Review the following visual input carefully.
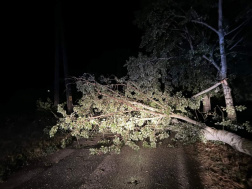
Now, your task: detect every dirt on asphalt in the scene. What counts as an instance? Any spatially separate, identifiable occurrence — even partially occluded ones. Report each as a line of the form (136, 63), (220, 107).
(0, 133), (252, 189)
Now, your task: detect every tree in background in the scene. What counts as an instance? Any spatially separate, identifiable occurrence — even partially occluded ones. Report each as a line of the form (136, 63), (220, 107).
(132, 0), (252, 120)
(54, 0), (73, 114)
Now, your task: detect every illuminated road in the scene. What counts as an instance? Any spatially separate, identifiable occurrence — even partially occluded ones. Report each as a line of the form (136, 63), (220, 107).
(1, 136), (203, 189)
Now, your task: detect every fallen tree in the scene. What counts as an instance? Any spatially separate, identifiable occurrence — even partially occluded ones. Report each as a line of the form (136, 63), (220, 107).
(170, 114), (252, 156)
(49, 74), (252, 156)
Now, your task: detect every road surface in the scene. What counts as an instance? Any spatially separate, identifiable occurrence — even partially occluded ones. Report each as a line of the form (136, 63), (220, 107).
(1, 135), (203, 189)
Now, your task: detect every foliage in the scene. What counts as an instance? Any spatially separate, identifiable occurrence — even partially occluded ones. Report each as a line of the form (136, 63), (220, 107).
(173, 122), (202, 145)
(36, 97), (59, 119)
(36, 98), (54, 112)
(215, 120), (251, 132)
(133, 0), (252, 99)
(125, 53), (218, 97)
(50, 74), (203, 154)
(49, 0), (252, 155)
(212, 105), (252, 132)
(132, 0), (219, 96)
(49, 72), (252, 155)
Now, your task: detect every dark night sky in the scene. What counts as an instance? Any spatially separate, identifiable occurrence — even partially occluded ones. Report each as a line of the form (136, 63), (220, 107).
(3, 1), (142, 88)
(2, 0), (142, 108)
(3, 1), (250, 112)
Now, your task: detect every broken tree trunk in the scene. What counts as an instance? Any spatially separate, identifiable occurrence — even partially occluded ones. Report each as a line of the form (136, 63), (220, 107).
(192, 80), (236, 120)
(222, 82), (237, 121)
(170, 114), (252, 156)
(202, 95), (211, 113)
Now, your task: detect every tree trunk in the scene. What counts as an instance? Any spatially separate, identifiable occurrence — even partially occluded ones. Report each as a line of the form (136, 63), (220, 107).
(222, 82), (237, 120)
(203, 127), (252, 156)
(54, 47), (60, 106)
(202, 95), (211, 113)
(218, 0), (236, 121)
(170, 114), (252, 156)
(54, 6), (60, 107)
(191, 0), (237, 121)
(62, 53), (73, 114)
(55, 0), (73, 114)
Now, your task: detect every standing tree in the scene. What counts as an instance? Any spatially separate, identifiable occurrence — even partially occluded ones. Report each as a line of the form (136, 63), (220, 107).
(133, 0), (252, 121)
(54, 1), (60, 107)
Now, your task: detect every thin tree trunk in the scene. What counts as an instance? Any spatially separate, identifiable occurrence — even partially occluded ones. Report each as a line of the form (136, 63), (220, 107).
(218, 0), (236, 121)
(54, 43), (60, 106)
(56, 0), (73, 114)
(54, 6), (60, 107)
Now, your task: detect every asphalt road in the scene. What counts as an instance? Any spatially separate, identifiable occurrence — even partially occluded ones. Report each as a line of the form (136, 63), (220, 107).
(1, 136), (203, 189)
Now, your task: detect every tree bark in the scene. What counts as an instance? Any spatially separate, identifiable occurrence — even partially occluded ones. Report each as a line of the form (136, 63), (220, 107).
(218, 0), (236, 121)
(192, 0), (237, 121)
(192, 81), (222, 98)
(202, 95), (211, 113)
(55, 0), (73, 114)
(170, 114), (252, 156)
(222, 82), (237, 120)
(203, 127), (252, 156)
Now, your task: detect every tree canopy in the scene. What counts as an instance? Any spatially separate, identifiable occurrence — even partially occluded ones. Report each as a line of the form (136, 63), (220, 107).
(49, 0), (252, 156)
(133, 0), (252, 120)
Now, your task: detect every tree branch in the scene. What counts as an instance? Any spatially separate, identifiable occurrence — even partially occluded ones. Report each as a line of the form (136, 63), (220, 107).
(129, 101), (160, 112)
(230, 28), (243, 41)
(191, 20), (219, 34)
(202, 55), (221, 71)
(88, 111), (132, 120)
(170, 113), (207, 128)
(229, 37), (244, 50)
(128, 81), (166, 109)
(191, 80), (227, 99)
(173, 14), (219, 34)
(155, 57), (175, 61)
(225, 17), (251, 36)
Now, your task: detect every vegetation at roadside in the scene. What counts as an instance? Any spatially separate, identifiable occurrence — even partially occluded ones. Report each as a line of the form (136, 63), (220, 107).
(0, 98), (73, 182)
